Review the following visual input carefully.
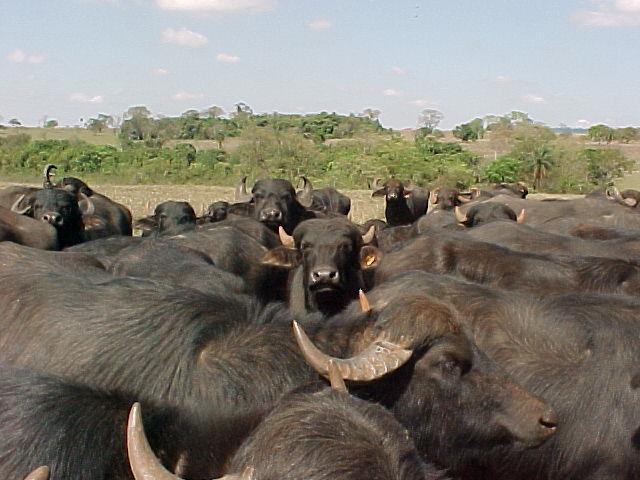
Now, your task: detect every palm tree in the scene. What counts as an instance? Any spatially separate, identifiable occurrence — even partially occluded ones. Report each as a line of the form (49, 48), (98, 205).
(524, 144), (554, 191)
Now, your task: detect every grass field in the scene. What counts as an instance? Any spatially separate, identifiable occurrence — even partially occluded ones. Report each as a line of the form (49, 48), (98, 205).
(0, 127), (120, 146)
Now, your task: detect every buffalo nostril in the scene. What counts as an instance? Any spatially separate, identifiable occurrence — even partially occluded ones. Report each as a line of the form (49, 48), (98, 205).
(539, 409), (558, 432)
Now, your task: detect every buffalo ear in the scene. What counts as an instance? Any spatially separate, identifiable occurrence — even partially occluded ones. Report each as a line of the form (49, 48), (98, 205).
(359, 245), (382, 269)
(371, 188), (386, 198)
(262, 246), (301, 269)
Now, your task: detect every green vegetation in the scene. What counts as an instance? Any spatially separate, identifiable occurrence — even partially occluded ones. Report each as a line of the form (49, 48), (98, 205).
(0, 109), (637, 193)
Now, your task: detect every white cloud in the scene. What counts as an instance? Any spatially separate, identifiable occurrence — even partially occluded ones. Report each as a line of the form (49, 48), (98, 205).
(156, 0), (274, 12)
(408, 99), (432, 107)
(523, 94), (546, 104)
(392, 66), (407, 76)
(153, 68), (169, 76)
(577, 119), (591, 125)
(161, 27), (208, 47)
(216, 52), (240, 63)
(616, 0), (640, 12)
(383, 88), (402, 97)
(572, 0), (640, 26)
(69, 93), (104, 104)
(308, 19), (332, 30)
(7, 49), (44, 64)
(173, 91), (204, 100)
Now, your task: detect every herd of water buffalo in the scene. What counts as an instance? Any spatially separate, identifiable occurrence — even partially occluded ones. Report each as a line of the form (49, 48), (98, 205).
(2, 164), (640, 479)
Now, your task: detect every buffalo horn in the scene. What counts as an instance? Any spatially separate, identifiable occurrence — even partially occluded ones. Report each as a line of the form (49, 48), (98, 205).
(127, 403), (253, 480)
(372, 177), (383, 189)
(361, 225), (375, 244)
(278, 226), (295, 247)
(297, 176), (314, 208)
(606, 186), (634, 207)
(328, 360), (348, 392)
(10, 194), (31, 215)
(234, 176), (252, 203)
(457, 194), (472, 204)
(426, 190), (438, 214)
(358, 289), (371, 313)
(79, 193), (95, 216)
(42, 164), (57, 188)
(23, 466), (50, 480)
(454, 206), (467, 223)
(292, 320), (412, 382)
(517, 209), (526, 224)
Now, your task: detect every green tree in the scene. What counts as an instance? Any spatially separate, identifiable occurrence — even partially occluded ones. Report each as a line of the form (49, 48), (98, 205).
(44, 119), (58, 128)
(588, 124), (615, 144)
(483, 156), (522, 183)
(616, 127), (637, 143)
(121, 106), (153, 141)
(206, 106), (225, 119)
(8, 118), (21, 126)
(522, 144), (554, 190)
(418, 109), (443, 133)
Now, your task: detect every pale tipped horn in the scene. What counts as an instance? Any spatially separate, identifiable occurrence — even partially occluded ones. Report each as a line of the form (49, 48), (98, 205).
(361, 225), (375, 244)
(278, 226), (295, 247)
(517, 209), (526, 224)
(79, 193), (95, 216)
(297, 176), (314, 208)
(454, 206), (467, 224)
(42, 164), (57, 188)
(128, 403), (253, 480)
(358, 289), (371, 313)
(426, 190), (437, 214)
(234, 176), (252, 202)
(457, 194), (472, 204)
(292, 321), (412, 382)
(128, 402), (182, 480)
(10, 194), (31, 215)
(24, 466), (50, 480)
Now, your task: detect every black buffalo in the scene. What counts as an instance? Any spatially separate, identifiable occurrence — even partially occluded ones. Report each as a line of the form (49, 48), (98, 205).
(131, 386), (445, 480)
(372, 178), (429, 226)
(10, 187), (90, 249)
(362, 270), (640, 479)
(454, 203), (525, 227)
(0, 267), (554, 477)
(297, 176), (351, 215)
(55, 175), (132, 238)
(262, 218), (380, 315)
(234, 177), (315, 234)
(136, 201), (197, 237)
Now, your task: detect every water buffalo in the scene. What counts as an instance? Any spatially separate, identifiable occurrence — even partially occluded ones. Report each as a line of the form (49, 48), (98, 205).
(360, 270), (640, 479)
(233, 177), (315, 234)
(372, 178), (429, 226)
(136, 201), (197, 237)
(297, 176), (351, 215)
(0, 268), (554, 477)
(129, 387), (445, 480)
(262, 218), (380, 315)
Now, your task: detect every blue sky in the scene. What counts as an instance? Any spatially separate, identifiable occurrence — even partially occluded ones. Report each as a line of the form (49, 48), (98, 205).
(2, 0), (639, 129)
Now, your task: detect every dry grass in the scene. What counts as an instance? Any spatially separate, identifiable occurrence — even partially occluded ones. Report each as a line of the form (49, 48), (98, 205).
(0, 127), (120, 146)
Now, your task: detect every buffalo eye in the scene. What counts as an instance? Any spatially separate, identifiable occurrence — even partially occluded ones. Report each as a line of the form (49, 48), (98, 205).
(280, 192), (292, 201)
(253, 192), (264, 200)
(300, 241), (313, 251)
(438, 356), (471, 377)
